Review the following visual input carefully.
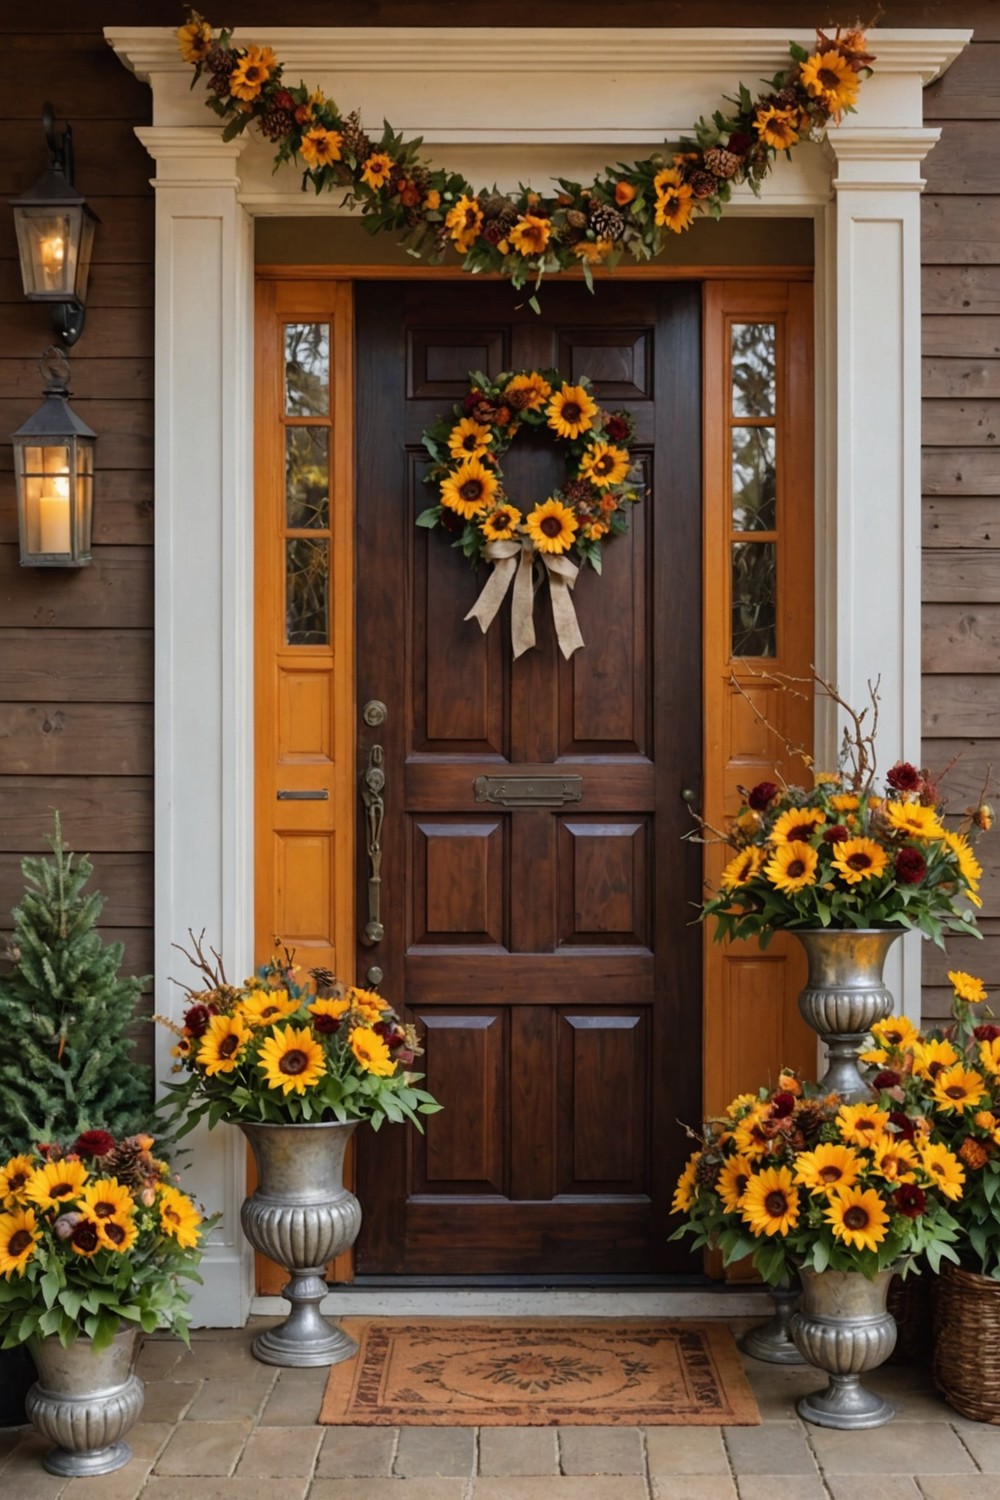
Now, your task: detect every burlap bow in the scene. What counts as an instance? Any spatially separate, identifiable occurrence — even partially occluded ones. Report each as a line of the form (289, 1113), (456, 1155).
(464, 538), (585, 659)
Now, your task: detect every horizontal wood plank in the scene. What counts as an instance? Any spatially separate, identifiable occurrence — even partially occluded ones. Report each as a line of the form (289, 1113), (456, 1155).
(0, 357), (153, 402)
(0, 198), (153, 268)
(923, 603), (1000, 672)
(922, 399), (1000, 447)
(923, 924), (1000, 988)
(0, 778), (152, 852)
(923, 497), (1000, 548)
(0, 471), (154, 547)
(923, 42), (1000, 121)
(923, 318), (1000, 359)
(0, 304), (153, 361)
(922, 359), (1000, 398)
(0, 548), (153, 628)
(923, 267), (1000, 317)
(5, 36), (151, 119)
(0, 850), (152, 927)
(922, 451), (1000, 496)
(923, 123), (1000, 195)
(0, 629), (152, 701)
(923, 549), (1000, 599)
(923, 675), (1000, 737)
(1, 119), (156, 199)
(0, 702), (152, 776)
(923, 198), (1000, 265)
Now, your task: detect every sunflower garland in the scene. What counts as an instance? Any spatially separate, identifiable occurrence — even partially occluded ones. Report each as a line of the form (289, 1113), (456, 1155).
(417, 368), (642, 657)
(156, 945), (441, 1133)
(177, 11), (875, 304)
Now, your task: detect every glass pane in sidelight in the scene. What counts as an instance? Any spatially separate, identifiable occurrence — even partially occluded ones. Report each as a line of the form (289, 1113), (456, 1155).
(286, 537), (329, 645)
(284, 323), (330, 416)
(731, 322), (776, 417)
(731, 540), (776, 658)
(285, 427), (329, 529)
(731, 425), (776, 532)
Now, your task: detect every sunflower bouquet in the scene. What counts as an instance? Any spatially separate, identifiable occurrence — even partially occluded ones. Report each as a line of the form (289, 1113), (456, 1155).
(416, 368), (642, 573)
(859, 971), (1000, 1279)
(699, 674), (991, 949)
(670, 1071), (963, 1284)
(156, 941), (441, 1136)
(0, 1132), (207, 1352)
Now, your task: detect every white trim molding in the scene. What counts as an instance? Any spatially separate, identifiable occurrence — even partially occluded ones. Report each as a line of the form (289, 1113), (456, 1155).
(106, 25), (969, 1324)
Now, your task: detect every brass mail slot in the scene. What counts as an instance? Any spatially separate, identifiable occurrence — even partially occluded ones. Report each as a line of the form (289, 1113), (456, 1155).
(473, 774), (583, 808)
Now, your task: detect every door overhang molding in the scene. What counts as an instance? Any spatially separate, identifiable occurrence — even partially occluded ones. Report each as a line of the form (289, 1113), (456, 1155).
(104, 24), (969, 1325)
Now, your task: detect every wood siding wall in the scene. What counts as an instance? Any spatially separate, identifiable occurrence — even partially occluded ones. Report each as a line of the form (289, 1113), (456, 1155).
(0, 4), (996, 1065)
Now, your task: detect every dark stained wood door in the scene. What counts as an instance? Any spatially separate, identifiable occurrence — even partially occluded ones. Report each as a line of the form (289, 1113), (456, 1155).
(354, 280), (702, 1276)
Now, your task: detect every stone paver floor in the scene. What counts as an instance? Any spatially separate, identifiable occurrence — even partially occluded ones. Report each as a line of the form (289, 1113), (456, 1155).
(0, 1316), (995, 1499)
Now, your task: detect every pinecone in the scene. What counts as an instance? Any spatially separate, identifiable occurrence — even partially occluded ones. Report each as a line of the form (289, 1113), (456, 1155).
(588, 203), (626, 242)
(309, 966), (337, 995)
(104, 1137), (148, 1190)
(480, 192), (513, 220)
(565, 208), (588, 231)
(773, 87), (800, 108)
(703, 146), (742, 180)
(260, 104), (296, 143)
(206, 46), (235, 96)
(695, 1154), (721, 1189)
(563, 478), (600, 507)
(340, 108), (372, 165)
(688, 170), (717, 199)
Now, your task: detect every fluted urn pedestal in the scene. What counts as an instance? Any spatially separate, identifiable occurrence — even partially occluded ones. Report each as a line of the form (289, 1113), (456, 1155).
(26, 1326), (144, 1476)
(794, 929), (902, 1104)
(239, 1119), (361, 1368)
(791, 1264), (899, 1429)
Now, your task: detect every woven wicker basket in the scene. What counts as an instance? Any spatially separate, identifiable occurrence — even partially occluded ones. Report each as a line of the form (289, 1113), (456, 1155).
(888, 1269), (934, 1364)
(933, 1262), (1000, 1423)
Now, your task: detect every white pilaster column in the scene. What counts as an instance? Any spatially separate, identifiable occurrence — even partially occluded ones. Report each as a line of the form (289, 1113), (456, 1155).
(817, 127), (942, 1023)
(135, 126), (255, 1325)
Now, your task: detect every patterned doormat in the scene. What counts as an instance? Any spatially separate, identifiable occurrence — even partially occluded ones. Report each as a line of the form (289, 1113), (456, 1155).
(319, 1318), (760, 1426)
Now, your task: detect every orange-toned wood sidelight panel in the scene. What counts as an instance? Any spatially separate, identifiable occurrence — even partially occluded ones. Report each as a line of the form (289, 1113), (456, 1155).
(253, 279), (356, 1291)
(702, 281), (817, 1157)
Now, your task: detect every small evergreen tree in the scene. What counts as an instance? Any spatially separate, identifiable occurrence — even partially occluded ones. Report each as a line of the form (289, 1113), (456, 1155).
(0, 814), (152, 1157)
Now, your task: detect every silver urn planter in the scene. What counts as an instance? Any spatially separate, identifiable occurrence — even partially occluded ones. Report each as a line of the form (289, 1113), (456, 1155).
(26, 1325), (144, 1476)
(741, 1276), (806, 1365)
(239, 1118), (362, 1368)
(794, 928), (902, 1103)
(790, 1263), (899, 1428)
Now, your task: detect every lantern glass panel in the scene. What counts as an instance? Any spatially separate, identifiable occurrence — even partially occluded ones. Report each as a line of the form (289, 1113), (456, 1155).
(13, 204), (91, 303)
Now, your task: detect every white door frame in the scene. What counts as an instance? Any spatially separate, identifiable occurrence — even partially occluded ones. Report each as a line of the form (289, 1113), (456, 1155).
(106, 24), (968, 1325)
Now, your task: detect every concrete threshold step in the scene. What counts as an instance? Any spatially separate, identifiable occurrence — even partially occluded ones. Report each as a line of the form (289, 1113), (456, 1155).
(251, 1285), (772, 1318)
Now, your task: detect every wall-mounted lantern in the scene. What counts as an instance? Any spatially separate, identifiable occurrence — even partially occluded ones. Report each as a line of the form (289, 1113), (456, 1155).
(11, 104), (99, 348)
(12, 349), (95, 568)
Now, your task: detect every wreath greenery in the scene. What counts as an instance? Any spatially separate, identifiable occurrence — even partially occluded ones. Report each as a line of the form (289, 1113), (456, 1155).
(416, 369), (642, 574)
(177, 12), (875, 304)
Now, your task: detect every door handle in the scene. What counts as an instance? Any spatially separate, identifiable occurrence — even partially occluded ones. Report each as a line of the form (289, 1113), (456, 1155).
(361, 744), (385, 946)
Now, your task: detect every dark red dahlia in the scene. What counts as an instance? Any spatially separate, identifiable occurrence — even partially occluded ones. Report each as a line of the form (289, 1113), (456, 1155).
(727, 131), (752, 157)
(274, 90), (295, 110)
(770, 1091), (796, 1118)
(183, 1003), (213, 1038)
(887, 761), (922, 793)
(439, 508), (465, 536)
(748, 781), (779, 811)
(824, 825), (850, 845)
(71, 1130), (115, 1159)
(374, 1021), (406, 1050)
(893, 1182), (927, 1219)
(888, 1111), (916, 1141)
(873, 1070), (901, 1091)
(463, 390), (484, 414)
(605, 414), (630, 444)
(974, 1024), (1000, 1043)
(311, 1013), (341, 1035)
(895, 847), (927, 885)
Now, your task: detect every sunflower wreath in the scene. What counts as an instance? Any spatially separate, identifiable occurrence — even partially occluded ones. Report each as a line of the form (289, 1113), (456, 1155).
(178, 11), (875, 305)
(416, 370), (642, 660)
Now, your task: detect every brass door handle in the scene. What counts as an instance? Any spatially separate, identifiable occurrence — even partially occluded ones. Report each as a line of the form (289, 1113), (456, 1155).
(361, 744), (385, 946)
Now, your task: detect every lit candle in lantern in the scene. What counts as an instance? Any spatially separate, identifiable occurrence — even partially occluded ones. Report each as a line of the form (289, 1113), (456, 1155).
(38, 472), (71, 554)
(40, 233), (66, 282)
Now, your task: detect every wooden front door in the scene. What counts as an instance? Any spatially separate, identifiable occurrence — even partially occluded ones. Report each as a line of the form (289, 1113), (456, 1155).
(353, 281), (703, 1276)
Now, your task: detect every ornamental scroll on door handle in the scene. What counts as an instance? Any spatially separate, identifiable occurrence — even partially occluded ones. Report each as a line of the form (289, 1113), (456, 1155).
(361, 744), (385, 946)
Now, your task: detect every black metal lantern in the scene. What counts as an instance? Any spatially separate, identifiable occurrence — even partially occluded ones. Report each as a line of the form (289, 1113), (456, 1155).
(10, 105), (99, 348)
(12, 349), (95, 567)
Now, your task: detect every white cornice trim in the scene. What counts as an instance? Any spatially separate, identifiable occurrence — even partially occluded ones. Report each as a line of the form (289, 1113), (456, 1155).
(105, 27), (971, 86)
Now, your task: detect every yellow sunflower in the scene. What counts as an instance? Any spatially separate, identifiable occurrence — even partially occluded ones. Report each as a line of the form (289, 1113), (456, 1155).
(754, 105), (801, 150)
(741, 1165), (800, 1237)
(884, 801), (946, 841)
(348, 986), (391, 1021)
(547, 384), (598, 440)
(919, 1141), (965, 1200)
(573, 238), (614, 265)
(932, 1063), (987, 1114)
(67, 1216), (103, 1258)
(869, 1134), (919, 1183)
(725, 1092), (760, 1119)
(360, 152), (394, 190)
(720, 847), (766, 891)
(197, 1013), (252, 1076)
(762, 840), (818, 895)
(800, 50), (860, 113)
(447, 418), (492, 462)
(77, 1179), (134, 1224)
(158, 1186), (203, 1250)
(0, 1206), (41, 1278)
(24, 1158), (88, 1211)
(829, 793), (860, 813)
(0, 1155), (35, 1206)
(911, 1037), (960, 1081)
(307, 997), (351, 1034)
(870, 1015), (920, 1051)
(525, 499), (579, 556)
(98, 1214), (139, 1255)
(831, 837), (889, 885)
(732, 1114), (770, 1160)
(979, 1038), (1000, 1077)
(942, 832), (984, 905)
(228, 45), (278, 102)
(836, 1102), (890, 1147)
(176, 17), (213, 64)
(949, 969), (987, 1004)
(652, 168), (696, 234)
(579, 442), (631, 489)
(440, 458), (498, 521)
(824, 1185), (889, 1252)
(482, 505), (522, 543)
(671, 1153), (699, 1214)
(794, 1143), (862, 1194)
(258, 1024), (327, 1095)
(509, 214), (552, 257)
(445, 194), (483, 253)
(505, 372), (552, 412)
(350, 1025), (395, 1077)
(237, 990), (301, 1028)
(299, 127), (343, 170)
(716, 1156), (754, 1212)
(771, 807), (826, 845)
